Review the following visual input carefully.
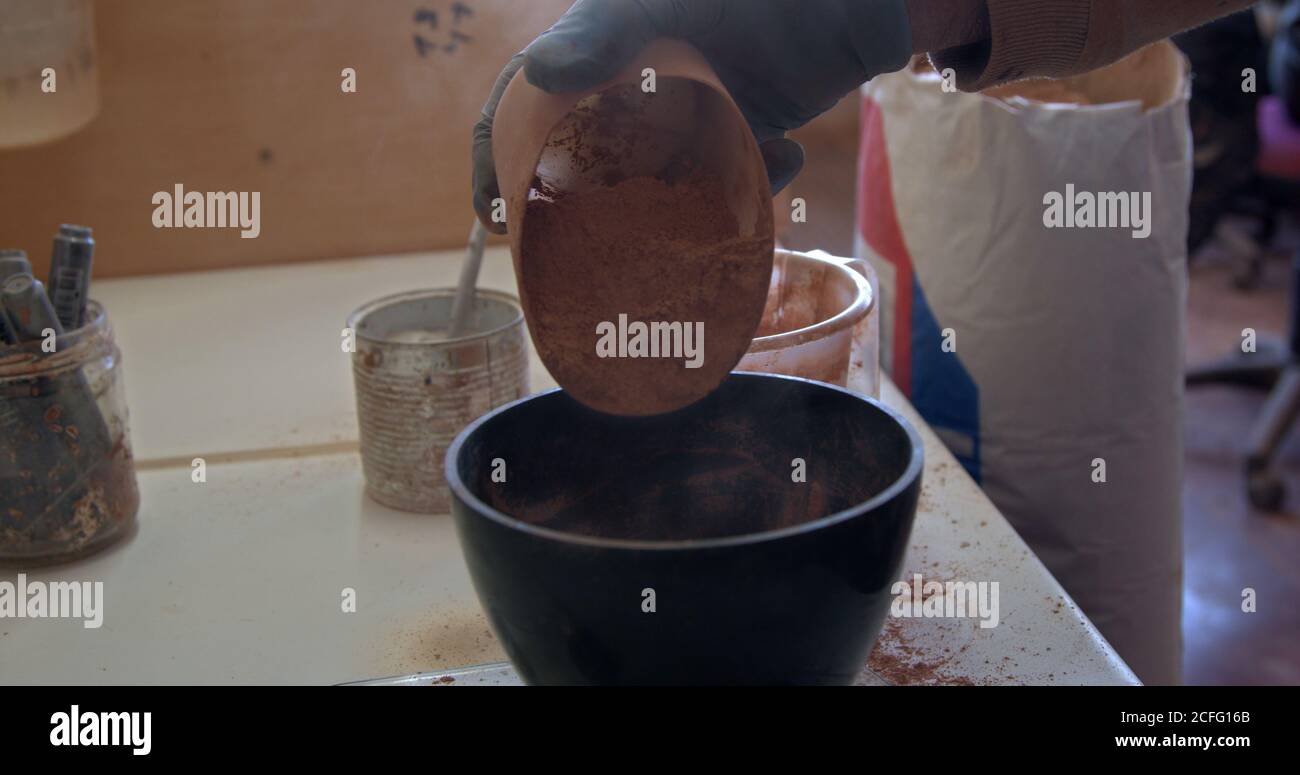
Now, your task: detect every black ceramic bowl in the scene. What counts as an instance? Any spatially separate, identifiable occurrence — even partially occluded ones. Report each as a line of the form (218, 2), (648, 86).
(446, 372), (923, 685)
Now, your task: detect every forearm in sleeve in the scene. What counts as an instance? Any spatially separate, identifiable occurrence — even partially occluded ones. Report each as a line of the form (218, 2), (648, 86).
(914, 0), (1259, 90)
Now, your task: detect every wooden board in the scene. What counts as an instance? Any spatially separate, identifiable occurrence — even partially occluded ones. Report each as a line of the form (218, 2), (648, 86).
(0, 0), (569, 278)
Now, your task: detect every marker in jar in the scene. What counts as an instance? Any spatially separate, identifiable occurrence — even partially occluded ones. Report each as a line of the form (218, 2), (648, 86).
(47, 224), (95, 330)
(1, 272), (65, 343)
(0, 249), (29, 276)
(0, 250), (32, 345)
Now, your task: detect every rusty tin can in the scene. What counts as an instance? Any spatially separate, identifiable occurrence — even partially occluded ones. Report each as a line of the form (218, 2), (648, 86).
(348, 289), (529, 514)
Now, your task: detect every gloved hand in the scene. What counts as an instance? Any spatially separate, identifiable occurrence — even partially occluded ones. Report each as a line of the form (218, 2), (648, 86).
(472, 0), (914, 232)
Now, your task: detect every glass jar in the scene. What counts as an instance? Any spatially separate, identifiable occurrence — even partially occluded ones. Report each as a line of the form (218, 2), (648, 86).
(0, 301), (139, 564)
(0, 0), (101, 148)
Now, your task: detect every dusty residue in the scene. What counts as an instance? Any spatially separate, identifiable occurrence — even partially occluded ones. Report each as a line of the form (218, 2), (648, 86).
(376, 607), (504, 677)
(866, 616), (978, 686)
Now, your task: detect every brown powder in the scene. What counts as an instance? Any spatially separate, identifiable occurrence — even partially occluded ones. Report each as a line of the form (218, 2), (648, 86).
(519, 163), (773, 416)
(503, 444), (835, 541)
(867, 617), (978, 686)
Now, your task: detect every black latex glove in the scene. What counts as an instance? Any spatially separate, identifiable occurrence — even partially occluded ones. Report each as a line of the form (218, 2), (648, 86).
(472, 0), (913, 232)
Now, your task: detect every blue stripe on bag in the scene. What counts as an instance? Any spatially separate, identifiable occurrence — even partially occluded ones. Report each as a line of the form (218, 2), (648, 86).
(910, 282), (981, 482)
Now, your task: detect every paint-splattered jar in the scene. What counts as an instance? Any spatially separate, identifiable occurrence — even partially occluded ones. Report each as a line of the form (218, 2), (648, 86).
(0, 302), (140, 565)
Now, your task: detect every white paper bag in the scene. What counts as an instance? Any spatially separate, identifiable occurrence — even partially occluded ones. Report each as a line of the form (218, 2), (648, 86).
(857, 43), (1191, 685)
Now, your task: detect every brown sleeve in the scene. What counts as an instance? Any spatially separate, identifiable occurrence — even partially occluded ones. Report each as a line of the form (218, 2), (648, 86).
(930, 0), (1259, 91)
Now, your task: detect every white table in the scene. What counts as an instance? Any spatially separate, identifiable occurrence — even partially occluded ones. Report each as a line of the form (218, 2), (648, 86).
(0, 248), (1138, 685)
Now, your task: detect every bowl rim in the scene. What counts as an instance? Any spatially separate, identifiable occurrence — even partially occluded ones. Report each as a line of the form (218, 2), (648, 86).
(444, 372), (925, 551)
(747, 249), (874, 354)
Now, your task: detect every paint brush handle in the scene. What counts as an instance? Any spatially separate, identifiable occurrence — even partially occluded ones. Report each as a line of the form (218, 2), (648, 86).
(448, 220), (489, 339)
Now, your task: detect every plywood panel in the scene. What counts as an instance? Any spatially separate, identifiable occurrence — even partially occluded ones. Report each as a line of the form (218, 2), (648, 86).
(0, 0), (569, 278)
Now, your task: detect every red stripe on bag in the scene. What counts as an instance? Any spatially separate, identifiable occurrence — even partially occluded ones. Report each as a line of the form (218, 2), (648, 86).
(857, 96), (915, 397)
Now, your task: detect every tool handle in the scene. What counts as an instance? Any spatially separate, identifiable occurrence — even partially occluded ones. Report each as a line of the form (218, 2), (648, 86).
(448, 220), (489, 339)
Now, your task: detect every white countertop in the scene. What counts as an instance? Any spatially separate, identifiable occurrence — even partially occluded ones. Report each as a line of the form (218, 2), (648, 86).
(0, 248), (1138, 685)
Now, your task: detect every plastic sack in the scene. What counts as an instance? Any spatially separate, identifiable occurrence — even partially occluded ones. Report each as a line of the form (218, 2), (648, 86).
(857, 43), (1191, 685)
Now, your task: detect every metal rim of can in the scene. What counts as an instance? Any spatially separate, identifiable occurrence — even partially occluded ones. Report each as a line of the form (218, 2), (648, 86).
(346, 288), (524, 348)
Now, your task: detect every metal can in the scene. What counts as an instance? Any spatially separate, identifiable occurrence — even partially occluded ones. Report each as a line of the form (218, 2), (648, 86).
(348, 289), (529, 514)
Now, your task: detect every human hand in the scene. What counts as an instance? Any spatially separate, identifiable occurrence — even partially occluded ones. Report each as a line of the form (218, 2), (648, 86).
(472, 0), (914, 232)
